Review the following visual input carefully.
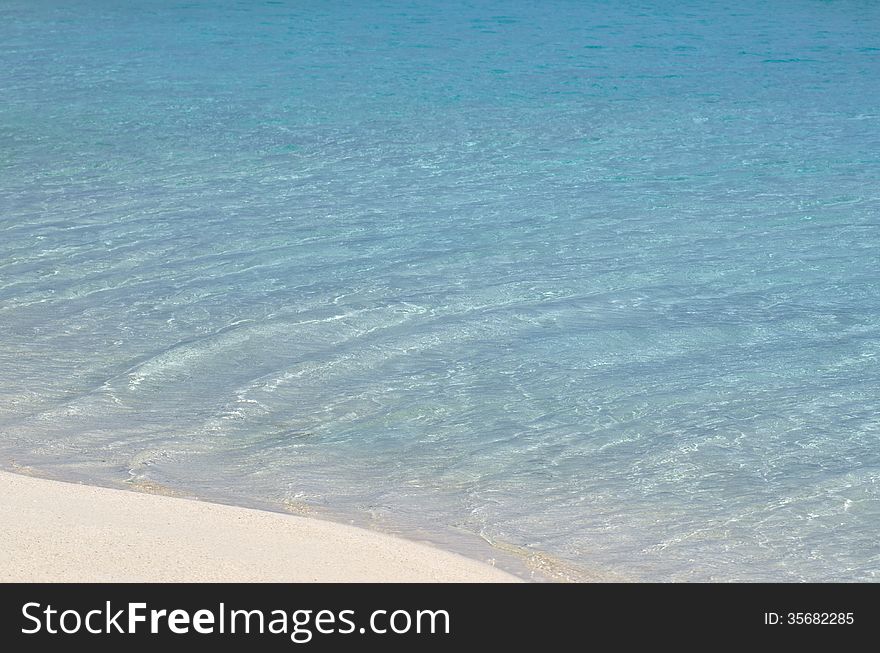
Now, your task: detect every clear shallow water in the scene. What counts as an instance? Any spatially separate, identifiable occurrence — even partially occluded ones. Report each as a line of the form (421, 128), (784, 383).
(2, 0), (880, 581)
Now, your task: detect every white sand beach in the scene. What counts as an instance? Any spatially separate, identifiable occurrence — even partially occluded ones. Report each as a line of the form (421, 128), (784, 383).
(0, 471), (519, 583)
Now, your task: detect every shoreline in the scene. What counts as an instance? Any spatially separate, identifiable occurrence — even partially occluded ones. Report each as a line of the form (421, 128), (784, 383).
(0, 470), (520, 583)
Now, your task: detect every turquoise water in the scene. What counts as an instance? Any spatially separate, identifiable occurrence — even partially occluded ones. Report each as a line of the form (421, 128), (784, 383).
(2, 0), (880, 581)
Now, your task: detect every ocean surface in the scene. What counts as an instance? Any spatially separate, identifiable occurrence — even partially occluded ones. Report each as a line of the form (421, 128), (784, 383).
(2, 0), (879, 581)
